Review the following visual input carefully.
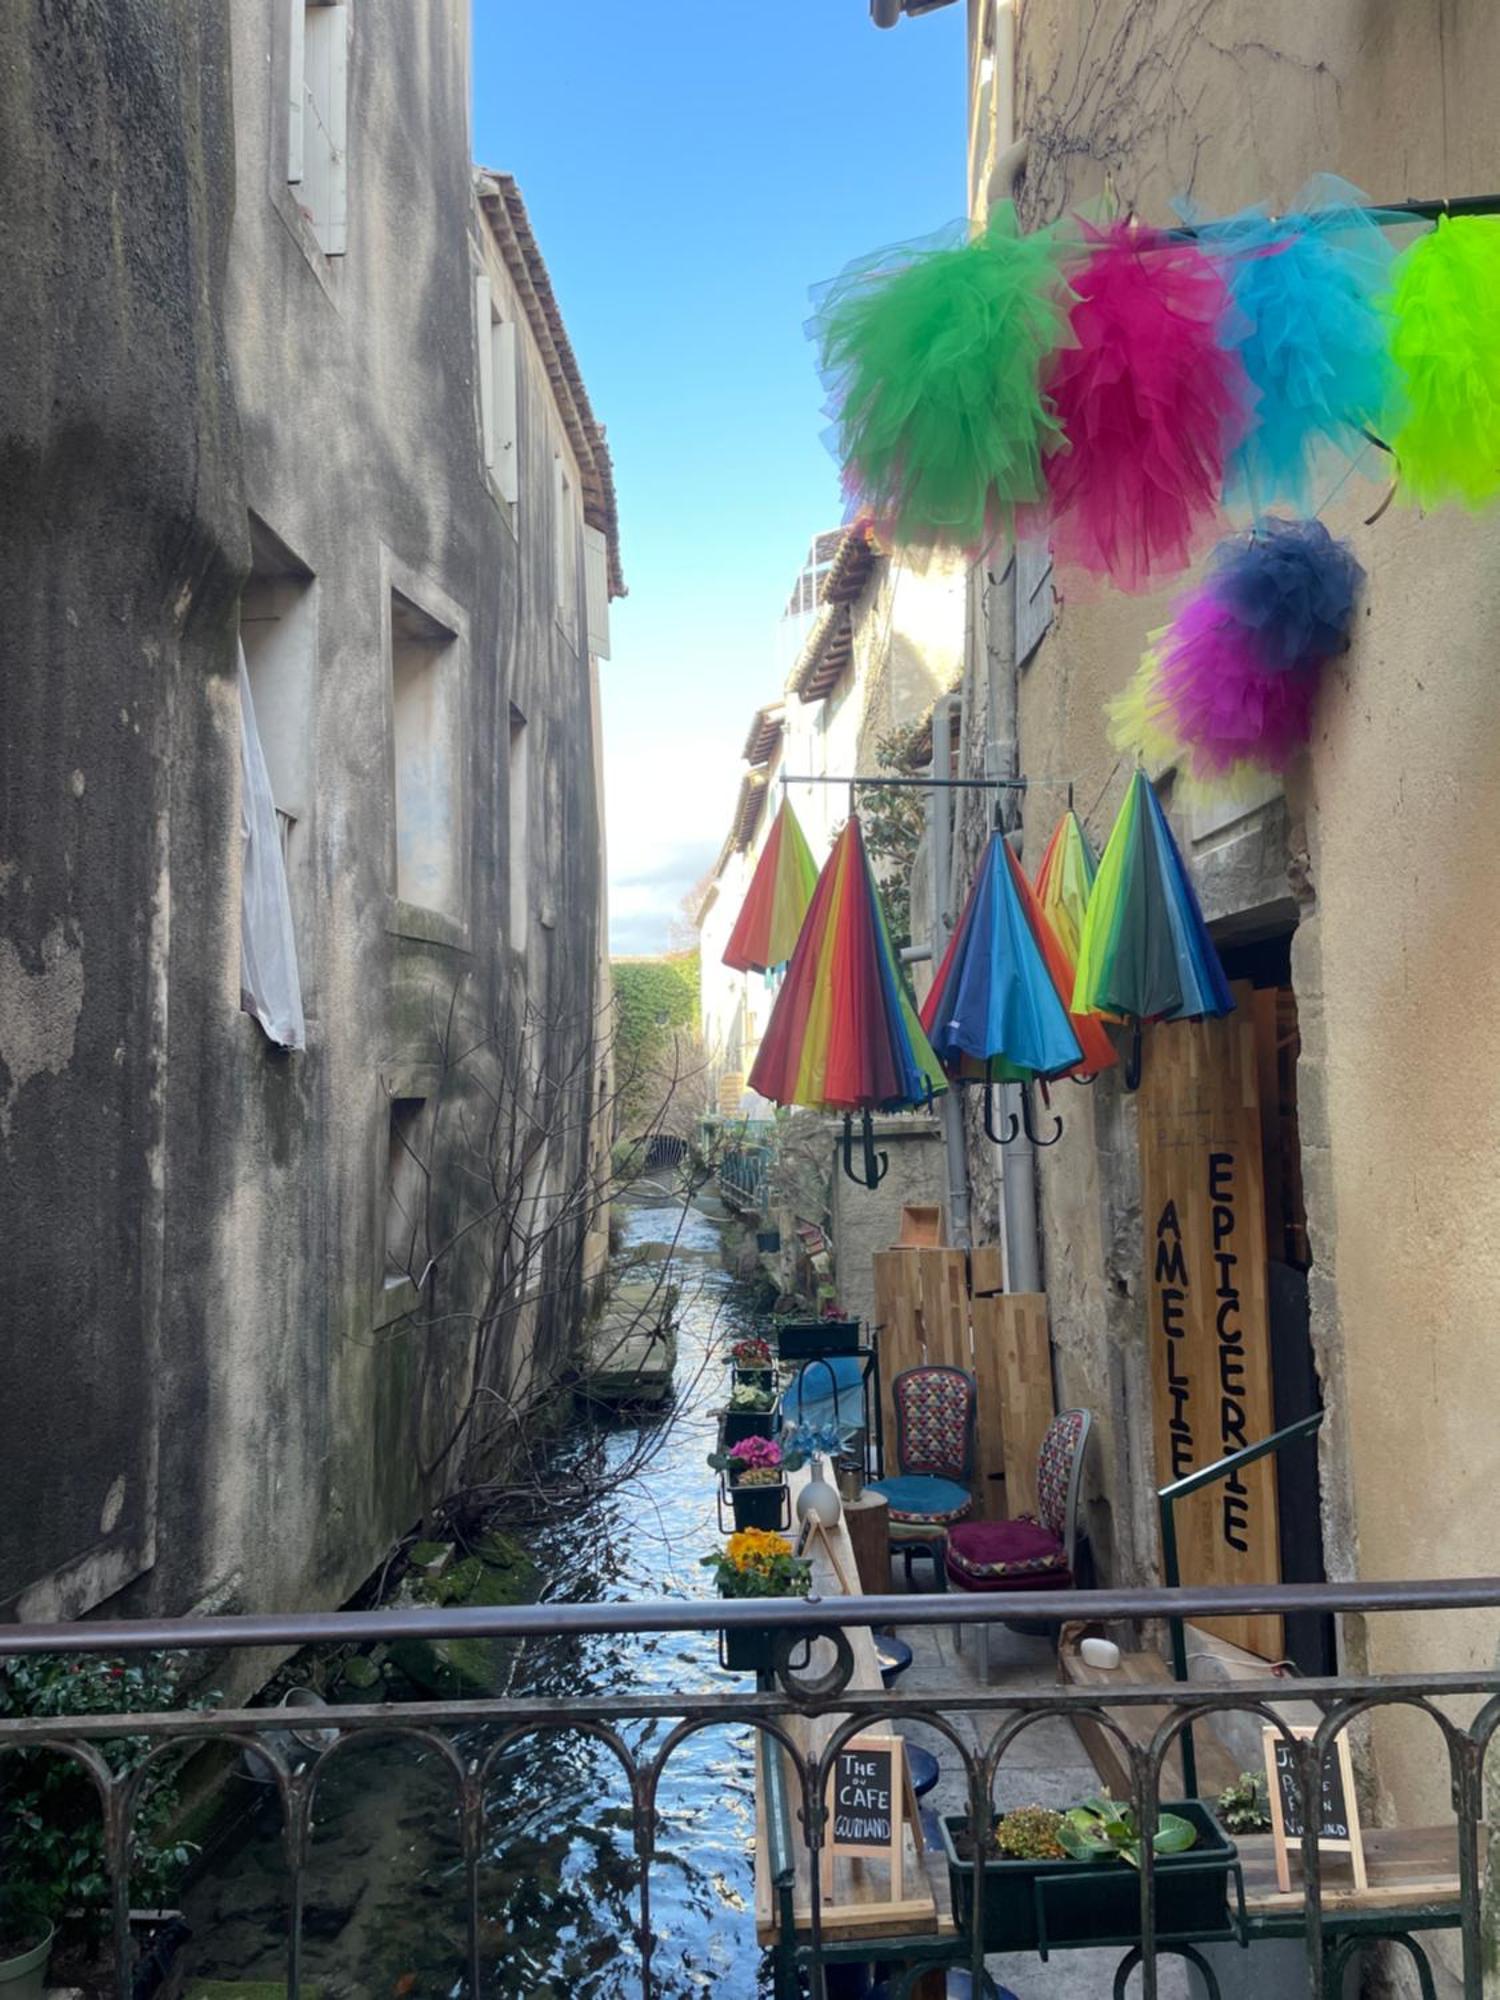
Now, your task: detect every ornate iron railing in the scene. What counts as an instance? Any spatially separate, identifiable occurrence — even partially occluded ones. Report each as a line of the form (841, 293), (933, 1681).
(1, 1579), (1497, 2000)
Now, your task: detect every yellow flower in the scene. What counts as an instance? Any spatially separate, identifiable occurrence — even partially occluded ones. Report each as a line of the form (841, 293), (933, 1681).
(725, 1528), (793, 1575)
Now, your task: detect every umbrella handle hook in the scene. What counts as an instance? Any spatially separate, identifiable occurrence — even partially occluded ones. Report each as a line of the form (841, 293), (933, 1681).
(1021, 1081), (1064, 1148)
(840, 1112), (889, 1190)
(1123, 1021), (1144, 1093)
(983, 1080), (1021, 1147)
(862, 1111), (889, 1189)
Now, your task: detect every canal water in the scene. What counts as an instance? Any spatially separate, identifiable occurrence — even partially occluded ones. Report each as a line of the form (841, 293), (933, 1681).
(181, 1200), (775, 1998)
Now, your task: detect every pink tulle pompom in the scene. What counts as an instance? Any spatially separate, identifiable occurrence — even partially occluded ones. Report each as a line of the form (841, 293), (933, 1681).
(1042, 224), (1251, 592)
(1153, 594), (1319, 776)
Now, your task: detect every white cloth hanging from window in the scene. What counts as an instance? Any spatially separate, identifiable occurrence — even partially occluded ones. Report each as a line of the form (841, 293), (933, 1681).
(238, 641), (306, 1050)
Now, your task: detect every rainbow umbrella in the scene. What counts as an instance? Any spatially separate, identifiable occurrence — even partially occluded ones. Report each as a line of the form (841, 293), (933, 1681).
(1034, 809), (1099, 977)
(723, 799), (819, 975)
(749, 815), (945, 1187)
(921, 831), (1102, 1147)
(1074, 769), (1234, 1087)
(1011, 845), (1118, 1085)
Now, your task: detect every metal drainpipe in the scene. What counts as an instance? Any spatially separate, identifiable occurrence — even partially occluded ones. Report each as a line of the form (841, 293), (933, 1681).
(982, 4), (1043, 1293)
(927, 701), (972, 1248)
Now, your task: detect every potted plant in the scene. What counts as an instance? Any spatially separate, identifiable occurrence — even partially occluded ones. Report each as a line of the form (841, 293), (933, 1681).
(0, 1890), (52, 2000)
(720, 1378), (779, 1444)
(773, 1311), (860, 1359)
(707, 1434), (789, 1530)
(939, 1794), (1238, 1955)
(0, 1651), (213, 1995)
(701, 1529), (812, 1674)
(727, 1335), (775, 1389)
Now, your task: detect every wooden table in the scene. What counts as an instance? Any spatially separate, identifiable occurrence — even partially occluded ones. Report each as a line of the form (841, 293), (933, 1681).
(753, 1463), (953, 1994)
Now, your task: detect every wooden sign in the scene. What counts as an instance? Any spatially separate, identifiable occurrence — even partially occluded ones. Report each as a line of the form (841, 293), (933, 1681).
(1137, 1002), (1282, 1659)
(717, 1072), (746, 1116)
(1263, 1725), (1366, 1894)
(820, 1732), (920, 1903)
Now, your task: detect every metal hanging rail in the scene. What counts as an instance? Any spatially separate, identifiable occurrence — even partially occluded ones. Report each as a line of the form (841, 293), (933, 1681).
(779, 772), (1027, 790)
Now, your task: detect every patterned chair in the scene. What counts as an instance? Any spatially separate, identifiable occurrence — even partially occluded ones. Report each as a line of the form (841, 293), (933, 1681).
(945, 1408), (1093, 1676)
(867, 1365), (977, 1590)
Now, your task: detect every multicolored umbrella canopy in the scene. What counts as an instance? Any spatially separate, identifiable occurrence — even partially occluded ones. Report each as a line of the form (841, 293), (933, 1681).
(920, 830), (1083, 1084)
(1073, 771), (1234, 1076)
(1010, 844), (1118, 1078)
(749, 815), (945, 1114)
(1034, 809), (1099, 977)
(722, 799), (819, 974)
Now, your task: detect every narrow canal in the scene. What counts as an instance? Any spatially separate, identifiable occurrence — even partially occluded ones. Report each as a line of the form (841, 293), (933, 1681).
(182, 1199), (775, 1998)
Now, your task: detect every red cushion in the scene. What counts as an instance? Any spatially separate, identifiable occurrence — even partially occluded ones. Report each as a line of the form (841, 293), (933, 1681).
(945, 1516), (1071, 1591)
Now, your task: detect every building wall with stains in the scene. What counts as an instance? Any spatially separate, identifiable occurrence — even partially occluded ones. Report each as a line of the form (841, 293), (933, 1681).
(958, 0), (1500, 1946)
(0, 0), (612, 1636)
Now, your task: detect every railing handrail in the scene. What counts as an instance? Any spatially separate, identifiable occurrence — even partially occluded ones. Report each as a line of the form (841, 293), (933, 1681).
(3, 1571), (1498, 1655)
(1157, 1409), (1324, 1507)
(1157, 1410), (1327, 1797)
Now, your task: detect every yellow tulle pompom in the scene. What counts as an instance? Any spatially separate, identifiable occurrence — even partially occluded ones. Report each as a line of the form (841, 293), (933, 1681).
(1388, 215), (1500, 509)
(1106, 644), (1275, 809)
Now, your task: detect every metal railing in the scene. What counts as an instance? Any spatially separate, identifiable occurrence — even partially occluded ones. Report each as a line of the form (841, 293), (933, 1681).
(2, 1578), (1497, 2000)
(1158, 1412), (1326, 1797)
(718, 1142), (770, 1212)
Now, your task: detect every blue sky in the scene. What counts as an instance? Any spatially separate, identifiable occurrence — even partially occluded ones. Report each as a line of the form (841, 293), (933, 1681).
(472, 2), (966, 954)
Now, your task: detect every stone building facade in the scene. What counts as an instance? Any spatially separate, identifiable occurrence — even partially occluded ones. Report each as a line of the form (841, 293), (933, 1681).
(0, 0), (619, 1632)
(905, 3), (1500, 1979)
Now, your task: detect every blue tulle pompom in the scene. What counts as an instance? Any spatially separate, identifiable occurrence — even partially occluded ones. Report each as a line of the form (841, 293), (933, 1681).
(1193, 178), (1403, 510)
(1203, 516), (1366, 673)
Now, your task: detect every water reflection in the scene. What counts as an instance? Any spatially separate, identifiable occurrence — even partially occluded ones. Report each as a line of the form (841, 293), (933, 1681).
(183, 1200), (773, 1998)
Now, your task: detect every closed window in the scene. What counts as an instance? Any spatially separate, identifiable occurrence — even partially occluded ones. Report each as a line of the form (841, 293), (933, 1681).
(554, 456), (578, 634)
(475, 272), (519, 505)
(390, 590), (461, 918)
(509, 703), (529, 947)
(288, 0), (348, 256)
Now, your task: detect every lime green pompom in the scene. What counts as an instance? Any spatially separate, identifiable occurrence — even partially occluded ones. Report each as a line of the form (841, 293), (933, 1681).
(1389, 215), (1500, 509)
(812, 203), (1073, 554)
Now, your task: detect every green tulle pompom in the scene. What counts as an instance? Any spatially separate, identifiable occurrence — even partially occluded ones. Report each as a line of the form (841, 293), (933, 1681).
(1388, 215), (1500, 509)
(811, 203), (1073, 555)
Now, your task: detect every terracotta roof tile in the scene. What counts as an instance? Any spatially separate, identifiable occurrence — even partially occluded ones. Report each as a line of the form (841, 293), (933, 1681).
(475, 169), (625, 599)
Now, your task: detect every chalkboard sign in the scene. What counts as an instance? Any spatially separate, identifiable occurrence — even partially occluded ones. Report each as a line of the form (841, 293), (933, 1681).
(820, 1732), (912, 1904)
(831, 1741), (894, 1848)
(1262, 1726), (1366, 1894)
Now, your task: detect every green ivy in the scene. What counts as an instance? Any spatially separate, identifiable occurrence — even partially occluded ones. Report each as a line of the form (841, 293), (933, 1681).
(859, 725), (929, 950)
(611, 952), (700, 1128)
(0, 1652), (216, 1943)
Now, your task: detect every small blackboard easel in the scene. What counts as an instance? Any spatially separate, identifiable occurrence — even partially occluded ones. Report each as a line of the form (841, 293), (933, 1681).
(820, 1731), (922, 1905)
(1262, 1724), (1366, 1894)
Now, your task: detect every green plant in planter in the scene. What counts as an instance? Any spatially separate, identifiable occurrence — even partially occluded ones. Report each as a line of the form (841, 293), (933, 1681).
(727, 1381), (775, 1413)
(1216, 1770), (1273, 1834)
(0, 1652), (216, 1947)
(1056, 1795), (1198, 1868)
(706, 1436), (783, 1483)
(992, 1805), (1066, 1859)
(700, 1530), (812, 1599)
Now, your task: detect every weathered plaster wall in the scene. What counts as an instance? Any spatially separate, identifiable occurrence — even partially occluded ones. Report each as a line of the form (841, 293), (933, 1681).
(999, 0), (1500, 1935)
(0, 0), (246, 1618)
(0, 1), (608, 1634)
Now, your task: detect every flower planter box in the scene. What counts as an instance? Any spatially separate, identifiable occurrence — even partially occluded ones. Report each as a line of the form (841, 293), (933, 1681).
(721, 1402), (780, 1445)
(939, 1802), (1238, 1956)
(726, 1477), (790, 1532)
(718, 1621), (775, 1675)
(730, 1364), (776, 1392)
(775, 1318), (860, 1358)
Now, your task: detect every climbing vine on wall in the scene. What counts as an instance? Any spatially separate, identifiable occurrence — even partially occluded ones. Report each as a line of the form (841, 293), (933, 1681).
(859, 725), (929, 950)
